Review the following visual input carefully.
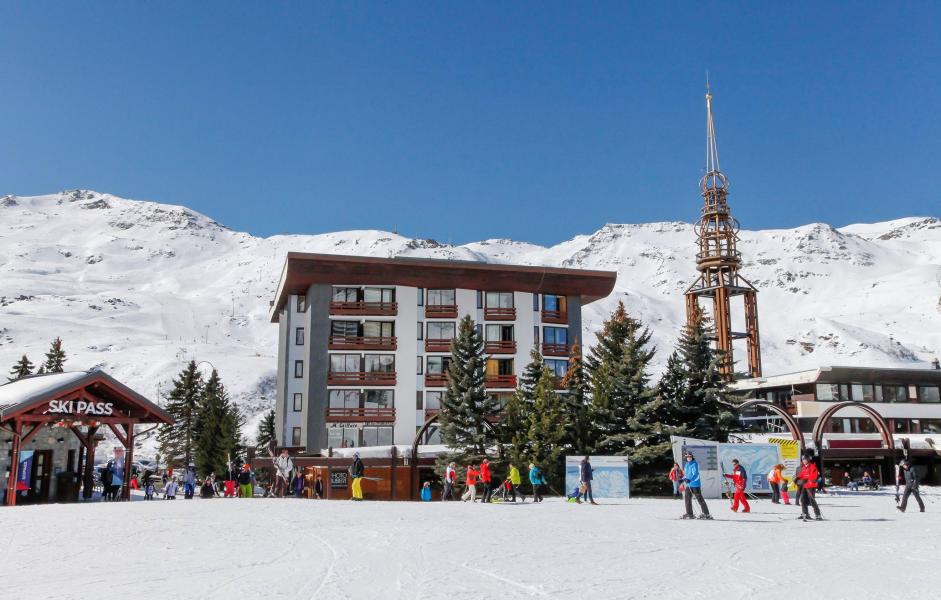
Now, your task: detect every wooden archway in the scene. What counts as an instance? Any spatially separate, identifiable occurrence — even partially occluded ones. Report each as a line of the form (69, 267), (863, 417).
(736, 400), (804, 454)
(811, 401), (894, 453)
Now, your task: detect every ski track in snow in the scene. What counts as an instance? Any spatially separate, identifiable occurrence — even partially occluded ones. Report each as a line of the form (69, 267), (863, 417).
(2, 488), (939, 600)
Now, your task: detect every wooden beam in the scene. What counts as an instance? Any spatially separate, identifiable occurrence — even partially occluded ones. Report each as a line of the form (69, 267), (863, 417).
(20, 423), (45, 446)
(69, 426), (90, 449)
(107, 423), (129, 448)
(5, 421), (23, 507)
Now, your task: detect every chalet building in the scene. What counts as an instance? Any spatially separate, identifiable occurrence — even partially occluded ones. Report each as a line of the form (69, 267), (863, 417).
(731, 364), (941, 483)
(269, 253), (616, 454)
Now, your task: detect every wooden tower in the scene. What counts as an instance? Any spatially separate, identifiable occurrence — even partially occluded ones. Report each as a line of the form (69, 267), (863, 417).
(684, 85), (762, 379)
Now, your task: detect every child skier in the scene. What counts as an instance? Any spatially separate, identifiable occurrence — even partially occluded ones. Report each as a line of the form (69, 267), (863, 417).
(144, 480), (156, 500)
(723, 459), (750, 513)
(164, 479), (178, 500)
(780, 476), (791, 505)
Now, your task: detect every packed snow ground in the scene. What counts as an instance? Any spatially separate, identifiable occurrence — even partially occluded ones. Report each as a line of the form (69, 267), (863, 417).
(3, 488), (939, 599)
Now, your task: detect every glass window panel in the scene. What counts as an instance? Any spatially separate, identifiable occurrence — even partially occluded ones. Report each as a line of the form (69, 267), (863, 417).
(428, 322), (456, 339)
(874, 386), (883, 402)
(362, 427), (379, 447)
(543, 327), (568, 345)
(485, 325), (502, 341)
(293, 393), (303, 412)
(330, 355), (360, 373)
(331, 321), (359, 336)
(377, 427), (393, 446)
(485, 292), (513, 308)
(364, 354), (394, 372)
(428, 289), (455, 305)
(364, 287), (395, 303)
(332, 287), (359, 302)
(329, 390), (360, 408)
(294, 360), (304, 378)
(543, 295), (558, 311)
(291, 428), (302, 446)
(426, 391), (443, 410)
(417, 288), (424, 306)
(921, 419), (941, 433)
(363, 321), (394, 337)
(427, 356), (451, 374)
(364, 390), (393, 408)
(296, 295), (306, 312)
(919, 386), (940, 403)
(546, 359), (568, 378)
(327, 428), (342, 449)
(342, 428), (358, 448)
(815, 384), (838, 401)
(295, 327), (304, 345)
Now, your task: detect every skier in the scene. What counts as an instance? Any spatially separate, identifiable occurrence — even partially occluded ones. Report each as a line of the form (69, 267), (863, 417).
(223, 463), (238, 498)
(580, 456), (597, 504)
(723, 459), (750, 513)
(767, 464), (785, 504)
(349, 452), (365, 501)
(442, 461), (457, 501)
(183, 463), (197, 499)
(273, 449), (294, 498)
(144, 479), (156, 500)
(780, 475), (791, 505)
(507, 462), (524, 502)
(680, 450), (712, 520)
(529, 463), (547, 503)
(164, 478), (178, 500)
(897, 459), (925, 513)
(795, 455), (822, 521)
(200, 475), (215, 498)
(462, 464), (479, 502)
(420, 481), (432, 502)
(479, 459), (493, 503)
(669, 462), (684, 498)
(237, 463), (253, 498)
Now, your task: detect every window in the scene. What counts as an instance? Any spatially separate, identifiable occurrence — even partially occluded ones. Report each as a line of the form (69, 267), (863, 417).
(921, 419), (941, 434)
(543, 294), (567, 312)
(918, 386), (940, 403)
(426, 391), (443, 410)
(327, 427), (359, 449)
(364, 389), (393, 409)
(416, 391), (423, 410)
(486, 358), (514, 376)
(291, 427), (302, 446)
(850, 384), (875, 402)
(417, 359), (423, 375)
(417, 288), (424, 306)
(330, 354), (360, 373)
(850, 418), (877, 434)
(485, 324), (514, 341)
(331, 320), (359, 337)
(293, 393), (303, 412)
(296, 295), (307, 312)
(427, 356), (452, 374)
(364, 354), (394, 373)
(363, 320), (394, 338)
(486, 392), (513, 409)
(329, 390), (360, 408)
(533, 294), (539, 311)
(428, 322), (456, 340)
(427, 289), (455, 306)
(892, 419), (910, 434)
(543, 326), (568, 345)
(546, 359), (568, 379)
(485, 292), (514, 308)
(361, 426), (393, 447)
(534, 326), (539, 345)
(882, 385), (908, 403)
(476, 291), (483, 309)
(294, 360), (304, 378)
(295, 327), (305, 345)
(332, 287), (359, 302)
(815, 384), (841, 401)
(364, 287), (395, 303)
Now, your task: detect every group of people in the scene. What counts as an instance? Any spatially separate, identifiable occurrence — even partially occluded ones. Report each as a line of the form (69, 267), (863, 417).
(672, 450), (926, 521)
(434, 458), (550, 503)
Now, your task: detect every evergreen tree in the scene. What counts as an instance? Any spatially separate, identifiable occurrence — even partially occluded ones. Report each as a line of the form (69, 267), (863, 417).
(525, 366), (567, 486)
(560, 339), (594, 455)
(156, 361), (204, 471)
(8, 355), (34, 380)
(256, 409), (276, 453)
(436, 316), (500, 471)
(497, 349), (543, 469)
(43, 337), (67, 373)
(194, 370), (241, 476)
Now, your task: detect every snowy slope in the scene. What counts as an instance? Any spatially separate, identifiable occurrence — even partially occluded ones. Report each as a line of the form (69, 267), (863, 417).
(1, 190), (939, 443)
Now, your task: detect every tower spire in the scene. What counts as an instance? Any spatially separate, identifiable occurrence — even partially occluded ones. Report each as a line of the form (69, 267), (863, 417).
(705, 79), (720, 175)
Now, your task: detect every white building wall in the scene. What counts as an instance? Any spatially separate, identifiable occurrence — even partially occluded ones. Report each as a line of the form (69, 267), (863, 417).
(282, 294), (306, 446)
(393, 285), (419, 445)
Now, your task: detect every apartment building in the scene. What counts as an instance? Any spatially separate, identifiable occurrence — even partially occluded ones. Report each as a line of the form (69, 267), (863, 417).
(269, 253), (617, 454)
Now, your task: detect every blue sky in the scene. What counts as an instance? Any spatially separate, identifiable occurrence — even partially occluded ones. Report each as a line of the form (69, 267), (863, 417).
(1, 3), (938, 245)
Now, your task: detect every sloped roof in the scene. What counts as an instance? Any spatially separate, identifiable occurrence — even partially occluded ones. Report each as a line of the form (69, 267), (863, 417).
(0, 370), (172, 424)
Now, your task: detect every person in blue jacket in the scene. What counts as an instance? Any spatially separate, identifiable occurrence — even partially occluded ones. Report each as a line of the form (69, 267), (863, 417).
(420, 481), (432, 502)
(681, 450), (712, 520)
(529, 463), (547, 503)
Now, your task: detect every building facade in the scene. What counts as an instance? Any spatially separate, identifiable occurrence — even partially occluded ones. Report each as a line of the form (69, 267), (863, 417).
(270, 253), (616, 454)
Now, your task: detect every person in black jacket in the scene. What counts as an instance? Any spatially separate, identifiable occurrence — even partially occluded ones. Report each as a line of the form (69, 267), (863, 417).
(897, 460), (925, 513)
(350, 453), (365, 500)
(580, 456), (597, 505)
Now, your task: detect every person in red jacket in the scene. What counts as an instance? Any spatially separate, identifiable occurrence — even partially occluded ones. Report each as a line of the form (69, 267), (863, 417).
(480, 459), (493, 503)
(796, 455), (822, 521)
(462, 464), (480, 502)
(669, 462), (684, 498)
(722, 459), (750, 513)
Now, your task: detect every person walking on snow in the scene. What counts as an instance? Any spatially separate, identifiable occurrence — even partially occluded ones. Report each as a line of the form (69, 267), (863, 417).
(795, 455), (822, 521)
(350, 452), (365, 501)
(442, 462), (457, 501)
(580, 456), (597, 504)
(420, 481), (432, 502)
(780, 475), (791, 505)
(223, 463), (238, 498)
(183, 463), (197, 499)
(768, 464), (785, 504)
(897, 459), (925, 513)
(163, 478), (178, 499)
(669, 462), (684, 498)
(462, 464), (480, 502)
(680, 451), (712, 520)
(273, 449), (294, 498)
(724, 459), (750, 513)
(507, 463), (524, 502)
(529, 463), (547, 503)
(237, 463), (253, 498)
(480, 459), (494, 503)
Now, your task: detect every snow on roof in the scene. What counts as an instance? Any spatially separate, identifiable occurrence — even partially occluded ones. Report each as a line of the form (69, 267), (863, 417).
(730, 368), (821, 391)
(326, 444), (448, 459)
(0, 371), (91, 412)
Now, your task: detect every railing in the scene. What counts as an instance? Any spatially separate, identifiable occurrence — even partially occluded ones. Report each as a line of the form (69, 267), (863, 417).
(425, 339), (453, 353)
(328, 335), (397, 351)
(325, 407), (396, 422)
(541, 309), (568, 325)
(484, 340), (517, 354)
(424, 408), (440, 420)
(484, 306), (516, 321)
(326, 371), (396, 386)
(425, 373), (449, 388)
(486, 374), (517, 389)
(329, 301), (398, 316)
(542, 343), (569, 357)
(425, 304), (458, 319)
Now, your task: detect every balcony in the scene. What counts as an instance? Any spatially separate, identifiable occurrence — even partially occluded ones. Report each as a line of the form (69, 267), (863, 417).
(325, 407), (396, 423)
(484, 340), (517, 354)
(552, 377), (566, 390)
(425, 373), (449, 388)
(425, 339), (453, 353)
(486, 374), (517, 389)
(327, 371), (396, 386)
(425, 304), (458, 319)
(328, 335), (397, 351)
(329, 301), (398, 316)
(424, 408), (440, 421)
(542, 343), (569, 357)
(484, 307), (516, 321)
(541, 309), (568, 325)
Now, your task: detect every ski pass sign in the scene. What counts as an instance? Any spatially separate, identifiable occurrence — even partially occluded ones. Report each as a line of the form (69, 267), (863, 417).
(46, 399), (115, 416)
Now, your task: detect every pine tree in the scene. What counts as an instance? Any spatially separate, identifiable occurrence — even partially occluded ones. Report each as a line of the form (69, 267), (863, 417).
(256, 409), (276, 453)
(194, 370), (240, 477)
(43, 337), (67, 373)
(525, 366), (567, 486)
(8, 355), (34, 380)
(497, 349), (543, 469)
(156, 361), (204, 471)
(560, 338), (594, 455)
(436, 315), (500, 471)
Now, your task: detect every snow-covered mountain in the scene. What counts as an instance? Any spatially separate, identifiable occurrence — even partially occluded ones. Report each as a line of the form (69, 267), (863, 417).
(2, 190), (939, 440)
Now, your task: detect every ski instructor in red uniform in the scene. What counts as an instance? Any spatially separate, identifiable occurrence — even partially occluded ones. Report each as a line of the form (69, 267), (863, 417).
(795, 455), (822, 521)
(723, 459), (750, 513)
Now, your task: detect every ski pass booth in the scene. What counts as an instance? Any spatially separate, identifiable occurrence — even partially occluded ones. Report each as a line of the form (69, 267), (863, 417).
(0, 370), (172, 506)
